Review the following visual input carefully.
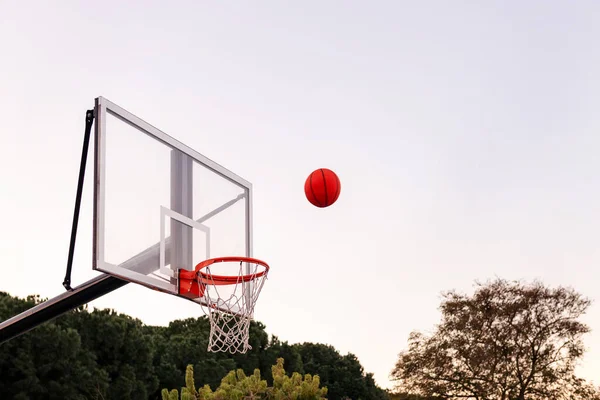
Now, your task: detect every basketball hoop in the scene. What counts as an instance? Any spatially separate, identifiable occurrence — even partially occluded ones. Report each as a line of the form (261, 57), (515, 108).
(178, 257), (269, 354)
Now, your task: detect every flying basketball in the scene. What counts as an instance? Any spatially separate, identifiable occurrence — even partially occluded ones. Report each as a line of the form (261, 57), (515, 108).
(304, 168), (341, 208)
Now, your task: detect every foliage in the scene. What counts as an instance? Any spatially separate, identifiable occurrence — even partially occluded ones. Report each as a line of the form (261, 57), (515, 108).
(391, 279), (600, 400)
(65, 307), (159, 399)
(297, 343), (388, 400)
(270, 358), (327, 400)
(0, 292), (109, 399)
(161, 358), (327, 400)
(387, 393), (440, 400)
(0, 291), (386, 400)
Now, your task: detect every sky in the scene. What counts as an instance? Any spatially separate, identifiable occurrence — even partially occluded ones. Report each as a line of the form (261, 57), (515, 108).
(2, 0), (600, 390)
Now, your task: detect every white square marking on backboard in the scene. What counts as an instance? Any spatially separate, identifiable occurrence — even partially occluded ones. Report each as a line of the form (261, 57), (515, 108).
(159, 206), (211, 277)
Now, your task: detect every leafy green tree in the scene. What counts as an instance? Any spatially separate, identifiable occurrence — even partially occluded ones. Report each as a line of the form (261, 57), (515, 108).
(261, 336), (305, 382)
(296, 343), (388, 400)
(62, 307), (159, 399)
(152, 317), (236, 392)
(270, 358), (327, 400)
(0, 292), (109, 399)
(391, 279), (600, 400)
(150, 317), (303, 396)
(1, 291), (387, 400)
(162, 358), (327, 400)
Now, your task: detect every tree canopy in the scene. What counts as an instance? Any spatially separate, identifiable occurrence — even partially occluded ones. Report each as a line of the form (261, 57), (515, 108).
(391, 279), (600, 400)
(0, 291), (387, 400)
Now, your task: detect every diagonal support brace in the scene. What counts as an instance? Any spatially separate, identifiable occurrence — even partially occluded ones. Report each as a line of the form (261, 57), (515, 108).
(63, 109), (95, 291)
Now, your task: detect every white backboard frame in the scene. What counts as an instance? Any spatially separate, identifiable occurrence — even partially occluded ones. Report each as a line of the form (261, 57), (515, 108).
(92, 96), (254, 310)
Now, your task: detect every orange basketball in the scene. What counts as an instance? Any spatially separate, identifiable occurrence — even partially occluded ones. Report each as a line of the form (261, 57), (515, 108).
(304, 168), (341, 208)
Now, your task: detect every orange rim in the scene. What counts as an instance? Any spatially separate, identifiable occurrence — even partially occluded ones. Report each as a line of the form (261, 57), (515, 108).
(195, 256), (269, 285)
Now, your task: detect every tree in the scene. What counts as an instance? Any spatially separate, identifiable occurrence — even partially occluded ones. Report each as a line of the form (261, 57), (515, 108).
(298, 343), (388, 400)
(62, 307), (159, 399)
(391, 279), (600, 400)
(388, 393), (440, 400)
(258, 335), (305, 383)
(0, 292), (110, 399)
(269, 357), (327, 400)
(161, 358), (327, 400)
(1, 291), (387, 399)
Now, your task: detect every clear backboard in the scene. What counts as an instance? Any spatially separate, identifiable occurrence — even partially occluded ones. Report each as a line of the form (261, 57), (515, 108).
(93, 97), (253, 310)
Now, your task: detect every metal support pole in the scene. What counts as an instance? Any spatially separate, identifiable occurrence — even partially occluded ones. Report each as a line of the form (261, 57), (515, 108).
(0, 275), (126, 344)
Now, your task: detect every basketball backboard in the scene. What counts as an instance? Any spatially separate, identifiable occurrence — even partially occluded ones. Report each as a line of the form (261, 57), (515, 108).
(93, 97), (253, 311)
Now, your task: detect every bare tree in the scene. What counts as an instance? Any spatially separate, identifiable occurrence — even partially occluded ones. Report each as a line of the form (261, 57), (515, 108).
(391, 279), (599, 400)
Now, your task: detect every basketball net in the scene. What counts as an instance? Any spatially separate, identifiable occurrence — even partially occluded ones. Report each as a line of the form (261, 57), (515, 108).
(196, 259), (269, 354)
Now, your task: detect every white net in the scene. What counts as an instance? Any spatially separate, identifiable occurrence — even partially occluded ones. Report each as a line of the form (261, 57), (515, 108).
(197, 258), (269, 354)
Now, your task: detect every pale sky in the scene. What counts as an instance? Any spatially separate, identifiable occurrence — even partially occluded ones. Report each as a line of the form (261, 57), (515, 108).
(2, 0), (600, 390)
